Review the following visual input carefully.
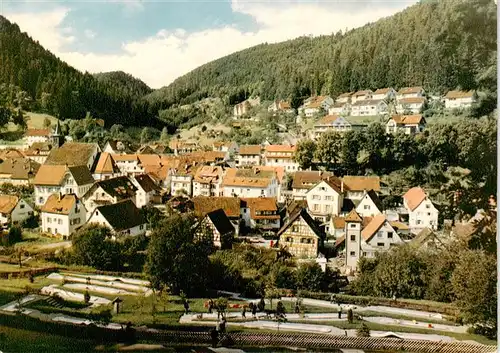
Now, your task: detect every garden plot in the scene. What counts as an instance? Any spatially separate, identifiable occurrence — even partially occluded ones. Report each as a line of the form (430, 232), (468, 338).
(48, 273), (149, 293)
(280, 297), (444, 320)
(363, 316), (468, 334)
(60, 272), (150, 287)
(40, 284), (110, 306)
(63, 283), (137, 296)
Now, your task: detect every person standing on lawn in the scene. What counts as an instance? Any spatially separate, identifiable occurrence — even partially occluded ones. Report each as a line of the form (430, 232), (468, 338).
(242, 305), (246, 318)
(252, 302), (257, 318)
(183, 300), (190, 314)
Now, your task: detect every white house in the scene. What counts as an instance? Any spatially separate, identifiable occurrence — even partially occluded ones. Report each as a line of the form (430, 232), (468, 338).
(403, 187), (439, 234)
(299, 96), (334, 117)
(341, 176), (381, 202)
(350, 99), (387, 117)
(396, 86), (425, 100)
(372, 88), (396, 101)
(292, 171), (334, 200)
(111, 154), (145, 177)
(264, 145), (299, 172)
(86, 199), (147, 238)
(23, 129), (50, 147)
(313, 115), (366, 139)
(350, 90), (373, 104)
(240, 197), (280, 231)
(33, 165), (95, 206)
(328, 102), (351, 116)
(396, 97), (426, 114)
(82, 176), (138, 216)
(444, 90), (476, 109)
(222, 167), (279, 198)
(344, 211), (403, 273)
(132, 174), (161, 208)
(386, 114), (426, 135)
(192, 165), (224, 197)
(0, 195), (33, 227)
(41, 194), (86, 239)
(306, 179), (343, 222)
(236, 145), (262, 166)
(355, 190), (383, 218)
(212, 141), (239, 155)
(335, 92), (353, 104)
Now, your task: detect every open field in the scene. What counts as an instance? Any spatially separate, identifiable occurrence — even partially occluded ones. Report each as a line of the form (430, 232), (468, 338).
(24, 112), (58, 129)
(178, 122), (231, 146)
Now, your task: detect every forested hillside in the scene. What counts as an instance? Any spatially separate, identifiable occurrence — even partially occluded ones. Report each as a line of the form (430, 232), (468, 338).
(0, 16), (158, 127)
(146, 0), (496, 113)
(93, 71), (153, 98)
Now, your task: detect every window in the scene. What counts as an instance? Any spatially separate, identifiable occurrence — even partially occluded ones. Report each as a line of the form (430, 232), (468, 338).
(350, 224), (356, 228)
(350, 234), (356, 241)
(362, 252), (367, 256)
(58, 219), (62, 225)
(313, 204), (319, 211)
(47, 227), (51, 233)
(377, 242), (384, 247)
(20, 204), (25, 209)
(95, 211), (98, 215)
(350, 251), (356, 257)
(47, 217), (51, 223)
(387, 232), (393, 239)
(427, 213), (431, 216)
(312, 195), (320, 200)
(292, 225), (299, 232)
(364, 205), (370, 210)
(325, 205), (331, 213)
(324, 196), (332, 201)
(140, 225), (144, 230)
(416, 220), (422, 225)
(377, 232), (383, 238)
(426, 204), (431, 209)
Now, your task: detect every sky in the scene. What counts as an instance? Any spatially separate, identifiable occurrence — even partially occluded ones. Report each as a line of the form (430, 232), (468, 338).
(1, 0), (418, 89)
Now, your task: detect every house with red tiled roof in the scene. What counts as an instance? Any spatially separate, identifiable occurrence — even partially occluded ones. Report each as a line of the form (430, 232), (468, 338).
(350, 90), (373, 104)
(372, 88), (396, 100)
(291, 171), (334, 200)
(298, 96), (334, 117)
(236, 145), (262, 166)
(264, 144), (299, 172)
(241, 197), (280, 231)
(396, 86), (425, 99)
(341, 176), (381, 201)
(91, 152), (121, 180)
(444, 90), (476, 110)
(403, 187), (439, 234)
(306, 178), (343, 222)
(313, 115), (366, 139)
(268, 100), (294, 114)
(40, 193), (86, 239)
(0, 195), (33, 227)
(192, 165), (224, 197)
(386, 114), (426, 135)
(344, 212), (403, 273)
(221, 167), (279, 198)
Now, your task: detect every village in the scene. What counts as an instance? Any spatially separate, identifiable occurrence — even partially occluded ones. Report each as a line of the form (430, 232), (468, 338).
(0, 85), (483, 277)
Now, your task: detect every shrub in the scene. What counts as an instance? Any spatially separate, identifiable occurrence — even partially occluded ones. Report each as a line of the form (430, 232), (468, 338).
(347, 309), (353, 324)
(357, 323), (370, 337)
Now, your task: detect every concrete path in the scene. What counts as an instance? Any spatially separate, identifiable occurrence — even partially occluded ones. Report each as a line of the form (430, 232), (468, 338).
(363, 316), (467, 334)
(63, 283), (138, 296)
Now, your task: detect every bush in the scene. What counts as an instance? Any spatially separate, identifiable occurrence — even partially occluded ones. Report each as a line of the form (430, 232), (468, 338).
(21, 215), (39, 229)
(3, 226), (23, 246)
(357, 323), (370, 337)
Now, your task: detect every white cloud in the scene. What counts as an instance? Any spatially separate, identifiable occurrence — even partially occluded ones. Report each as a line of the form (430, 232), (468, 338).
(107, 0), (145, 15)
(84, 29), (96, 39)
(4, 1), (416, 89)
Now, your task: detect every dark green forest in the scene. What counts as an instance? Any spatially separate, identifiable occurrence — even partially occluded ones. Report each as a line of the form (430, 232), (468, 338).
(93, 71), (153, 98)
(0, 0), (497, 130)
(0, 16), (158, 127)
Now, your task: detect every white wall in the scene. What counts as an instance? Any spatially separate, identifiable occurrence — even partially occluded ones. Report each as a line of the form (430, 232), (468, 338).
(86, 209), (146, 238)
(170, 175), (193, 197)
(41, 202), (86, 238)
(407, 198), (439, 233)
(445, 97), (474, 109)
(356, 195), (382, 218)
(222, 180), (278, 198)
(306, 181), (342, 220)
(237, 154), (261, 166)
(10, 199), (34, 225)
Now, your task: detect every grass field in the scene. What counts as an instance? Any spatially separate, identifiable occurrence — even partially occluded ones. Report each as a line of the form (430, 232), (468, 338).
(24, 112), (58, 129)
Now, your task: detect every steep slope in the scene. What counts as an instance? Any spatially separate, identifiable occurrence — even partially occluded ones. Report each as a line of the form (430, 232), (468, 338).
(0, 16), (157, 127)
(146, 0), (496, 111)
(93, 71), (153, 98)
